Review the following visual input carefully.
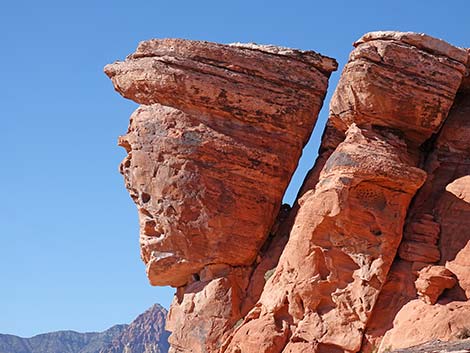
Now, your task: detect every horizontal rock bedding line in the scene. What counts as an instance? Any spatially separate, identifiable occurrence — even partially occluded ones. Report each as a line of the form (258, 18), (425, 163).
(105, 31), (470, 353)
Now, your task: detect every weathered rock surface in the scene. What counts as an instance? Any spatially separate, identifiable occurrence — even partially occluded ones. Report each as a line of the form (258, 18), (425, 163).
(379, 301), (470, 352)
(447, 176), (470, 203)
(106, 32), (470, 353)
(165, 205), (291, 353)
(226, 31), (465, 353)
(363, 49), (470, 352)
(330, 31), (467, 147)
(105, 39), (337, 287)
(415, 265), (456, 304)
(224, 126), (426, 353)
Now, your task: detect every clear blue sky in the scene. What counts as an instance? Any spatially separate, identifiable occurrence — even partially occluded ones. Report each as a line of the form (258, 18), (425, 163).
(1, 0), (468, 338)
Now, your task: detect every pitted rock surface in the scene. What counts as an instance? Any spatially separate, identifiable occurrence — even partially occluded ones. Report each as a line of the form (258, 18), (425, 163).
(106, 32), (470, 353)
(106, 39), (337, 287)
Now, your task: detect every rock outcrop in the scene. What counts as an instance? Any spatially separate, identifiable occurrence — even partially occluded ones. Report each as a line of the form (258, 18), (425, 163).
(106, 32), (470, 353)
(364, 45), (470, 352)
(105, 39), (337, 288)
(415, 265), (457, 305)
(105, 38), (337, 353)
(225, 31), (466, 353)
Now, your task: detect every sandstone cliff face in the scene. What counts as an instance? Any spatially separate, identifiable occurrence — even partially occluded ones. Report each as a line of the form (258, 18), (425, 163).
(106, 32), (470, 353)
(105, 39), (337, 288)
(364, 50), (470, 353)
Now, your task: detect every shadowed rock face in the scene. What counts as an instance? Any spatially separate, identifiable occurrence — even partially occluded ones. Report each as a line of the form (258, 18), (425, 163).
(224, 125), (426, 353)
(225, 32), (466, 353)
(106, 32), (470, 353)
(105, 39), (337, 287)
(364, 68), (470, 353)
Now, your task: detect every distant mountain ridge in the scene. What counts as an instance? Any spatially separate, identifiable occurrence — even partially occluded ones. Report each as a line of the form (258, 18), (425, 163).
(0, 304), (169, 353)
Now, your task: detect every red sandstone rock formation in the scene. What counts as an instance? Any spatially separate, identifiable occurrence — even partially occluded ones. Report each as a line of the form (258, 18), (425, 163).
(415, 265), (457, 305)
(105, 38), (337, 352)
(105, 39), (336, 288)
(106, 32), (470, 353)
(364, 47), (470, 352)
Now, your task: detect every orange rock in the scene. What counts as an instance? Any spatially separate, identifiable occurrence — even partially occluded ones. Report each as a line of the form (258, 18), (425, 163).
(378, 300), (470, 352)
(361, 261), (417, 352)
(415, 265), (457, 304)
(106, 33), (470, 353)
(446, 176), (470, 203)
(105, 39), (337, 287)
(398, 240), (441, 263)
(227, 32), (466, 353)
(165, 266), (250, 353)
(330, 31), (467, 147)
(446, 241), (470, 300)
(225, 124), (426, 353)
(365, 52), (470, 351)
(166, 206), (291, 353)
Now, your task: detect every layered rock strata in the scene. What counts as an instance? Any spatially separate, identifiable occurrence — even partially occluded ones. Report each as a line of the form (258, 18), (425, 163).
(106, 32), (470, 353)
(105, 38), (337, 352)
(364, 51), (470, 352)
(225, 124), (427, 353)
(225, 31), (467, 353)
(105, 39), (337, 287)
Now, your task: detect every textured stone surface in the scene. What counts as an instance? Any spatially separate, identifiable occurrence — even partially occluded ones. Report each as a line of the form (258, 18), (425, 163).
(106, 32), (470, 353)
(361, 260), (417, 352)
(225, 32), (466, 353)
(398, 215), (441, 263)
(446, 176), (470, 203)
(415, 265), (457, 304)
(378, 301), (470, 352)
(364, 56), (470, 353)
(165, 206), (291, 353)
(390, 338), (470, 353)
(330, 31), (467, 147)
(106, 39), (336, 287)
(224, 124), (426, 353)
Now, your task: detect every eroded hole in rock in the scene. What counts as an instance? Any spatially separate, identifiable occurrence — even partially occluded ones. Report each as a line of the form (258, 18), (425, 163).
(165, 205), (177, 217)
(141, 192), (151, 203)
(353, 183), (387, 211)
(143, 220), (161, 237)
(371, 228), (382, 236)
(123, 157), (131, 168)
(140, 207), (153, 218)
